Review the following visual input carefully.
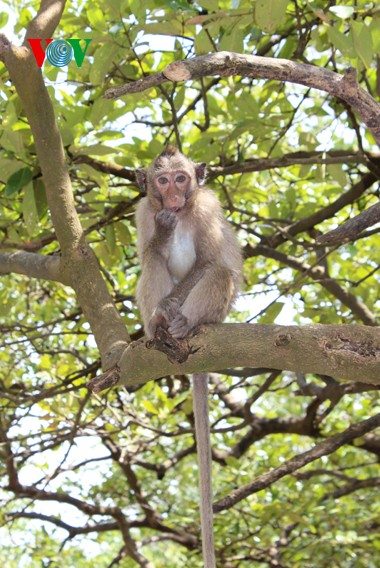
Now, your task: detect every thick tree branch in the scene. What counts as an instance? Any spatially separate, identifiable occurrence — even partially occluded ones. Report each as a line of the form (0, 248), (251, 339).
(72, 151), (380, 183)
(0, 251), (69, 284)
(1, 9), (130, 368)
(213, 411), (380, 513)
(318, 201), (380, 245)
(267, 172), (378, 248)
(105, 52), (380, 146)
(88, 324), (380, 392)
(23, 0), (67, 42)
(209, 151), (380, 180)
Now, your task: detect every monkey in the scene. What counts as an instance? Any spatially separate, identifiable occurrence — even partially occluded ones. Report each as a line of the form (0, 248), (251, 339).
(135, 145), (242, 568)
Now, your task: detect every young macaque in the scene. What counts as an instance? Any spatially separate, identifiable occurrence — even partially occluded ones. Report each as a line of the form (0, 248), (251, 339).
(135, 145), (242, 568)
(135, 145), (242, 339)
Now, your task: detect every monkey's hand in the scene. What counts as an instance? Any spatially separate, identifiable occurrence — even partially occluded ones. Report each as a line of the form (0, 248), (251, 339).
(157, 297), (181, 319)
(168, 312), (191, 339)
(148, 297), (180, 338)
(155, 209), (178, 237)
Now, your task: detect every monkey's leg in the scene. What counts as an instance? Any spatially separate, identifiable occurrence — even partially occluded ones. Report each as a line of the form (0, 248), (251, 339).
(169, 265), (236, 338)
(136, 260), (173, 336)
(193, 373), (216, 568)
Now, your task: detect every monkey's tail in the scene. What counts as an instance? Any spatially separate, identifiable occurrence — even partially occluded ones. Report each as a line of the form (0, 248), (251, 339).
(192, 373), (216, 568)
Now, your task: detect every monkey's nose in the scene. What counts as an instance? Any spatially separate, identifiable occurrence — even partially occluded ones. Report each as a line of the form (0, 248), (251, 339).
(167, 197), (181, 210)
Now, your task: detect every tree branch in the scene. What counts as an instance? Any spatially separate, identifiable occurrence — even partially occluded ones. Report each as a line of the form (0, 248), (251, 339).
(318, 202), (380, 245)
(331, 476), (380, 499)
(209, 151), (380, 180)
(23, 0), (67, 43)
(72, 150), (380, 183)
(6, 512), (118, 537)
(0, 251), (69, 284)
(248, 244), (378, 326)
(105, 52), (380, 146)
(267, 172), (378, 248)
(1, 5), (130, 368)
(73, 154), (137, 182)
(88, 324), (380, 392)
(213, 411), (380, 513)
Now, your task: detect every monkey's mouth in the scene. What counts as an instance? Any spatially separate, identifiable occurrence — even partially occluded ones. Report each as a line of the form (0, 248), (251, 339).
(170, 207), (182, 213)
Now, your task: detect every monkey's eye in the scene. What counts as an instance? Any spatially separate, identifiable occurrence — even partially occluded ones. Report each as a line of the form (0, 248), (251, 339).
(176, 175), (186, 183)
(158, 177), (169, 185)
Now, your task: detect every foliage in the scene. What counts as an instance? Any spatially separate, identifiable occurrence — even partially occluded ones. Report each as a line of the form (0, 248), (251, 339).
(0, 0), (379, 566)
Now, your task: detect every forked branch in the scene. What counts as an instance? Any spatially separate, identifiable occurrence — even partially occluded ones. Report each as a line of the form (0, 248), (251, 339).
(105, 52), (380, 146)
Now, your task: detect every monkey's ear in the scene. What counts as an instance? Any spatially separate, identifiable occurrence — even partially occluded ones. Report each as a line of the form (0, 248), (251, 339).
(195, 162), (207, 186)
(135, 169), (147, 194)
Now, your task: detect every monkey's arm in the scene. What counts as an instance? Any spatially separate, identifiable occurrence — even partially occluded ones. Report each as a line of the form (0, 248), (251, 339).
(166, 262), (210, 304)
(154, 259), (215, 337)
(136, 204), (178, 336)
(160, 219), (240, 338)
(143, 238), (213, 337)
(161, 204), (236, 308)
(143, 209), (178, 255)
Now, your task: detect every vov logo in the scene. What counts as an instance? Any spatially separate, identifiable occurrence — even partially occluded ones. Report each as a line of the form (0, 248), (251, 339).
(28, 38), (92, 68)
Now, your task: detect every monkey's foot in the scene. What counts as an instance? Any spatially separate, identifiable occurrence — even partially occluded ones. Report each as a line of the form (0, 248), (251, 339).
(147, 326), (190, 364)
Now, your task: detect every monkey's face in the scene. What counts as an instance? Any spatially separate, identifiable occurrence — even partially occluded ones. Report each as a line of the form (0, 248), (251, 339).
(152, 170), (193, 212)
(136, 146), (206, 212)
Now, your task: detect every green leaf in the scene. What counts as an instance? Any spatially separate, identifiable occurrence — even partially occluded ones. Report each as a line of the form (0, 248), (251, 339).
(94, 242), (113, 267)
(329, 6), (354, 19)
(0, 12), (9, 28)
(16, 7), (32, 31)
(0, 158), (24, 182)
(4, 167), (33, 196)
(369, 17), (380, 53)
(142, 22), (184, 37)
(116, 222), (131, 245)
(219, 23), (245, 52)
(197, 0), (219, 10)
(194, 29), (214, 54)
(278, 36), (298, 59)
(89, 43), (116, 86)
(105, 225), (116, 254)
(162, 0), (193, 10)
(87, 7), (108, 31)
(23, 182), (39, 235)
(174, 86), (185, 112)
(33, 179), (48, 220)
(258, 302), (285, 324)
(84, 144), (116, 156)
(255, 0), (288, 33)
(352, 21), (373, 68)
(327, 164), (347, 186)
(0, 129), (24, 155)
(327, 26), (355, 58)
(131, 0), (146, 22)
(75, 163), (107, 192)
(90, 98), (114, 124)
(141, 400), (159, 415)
